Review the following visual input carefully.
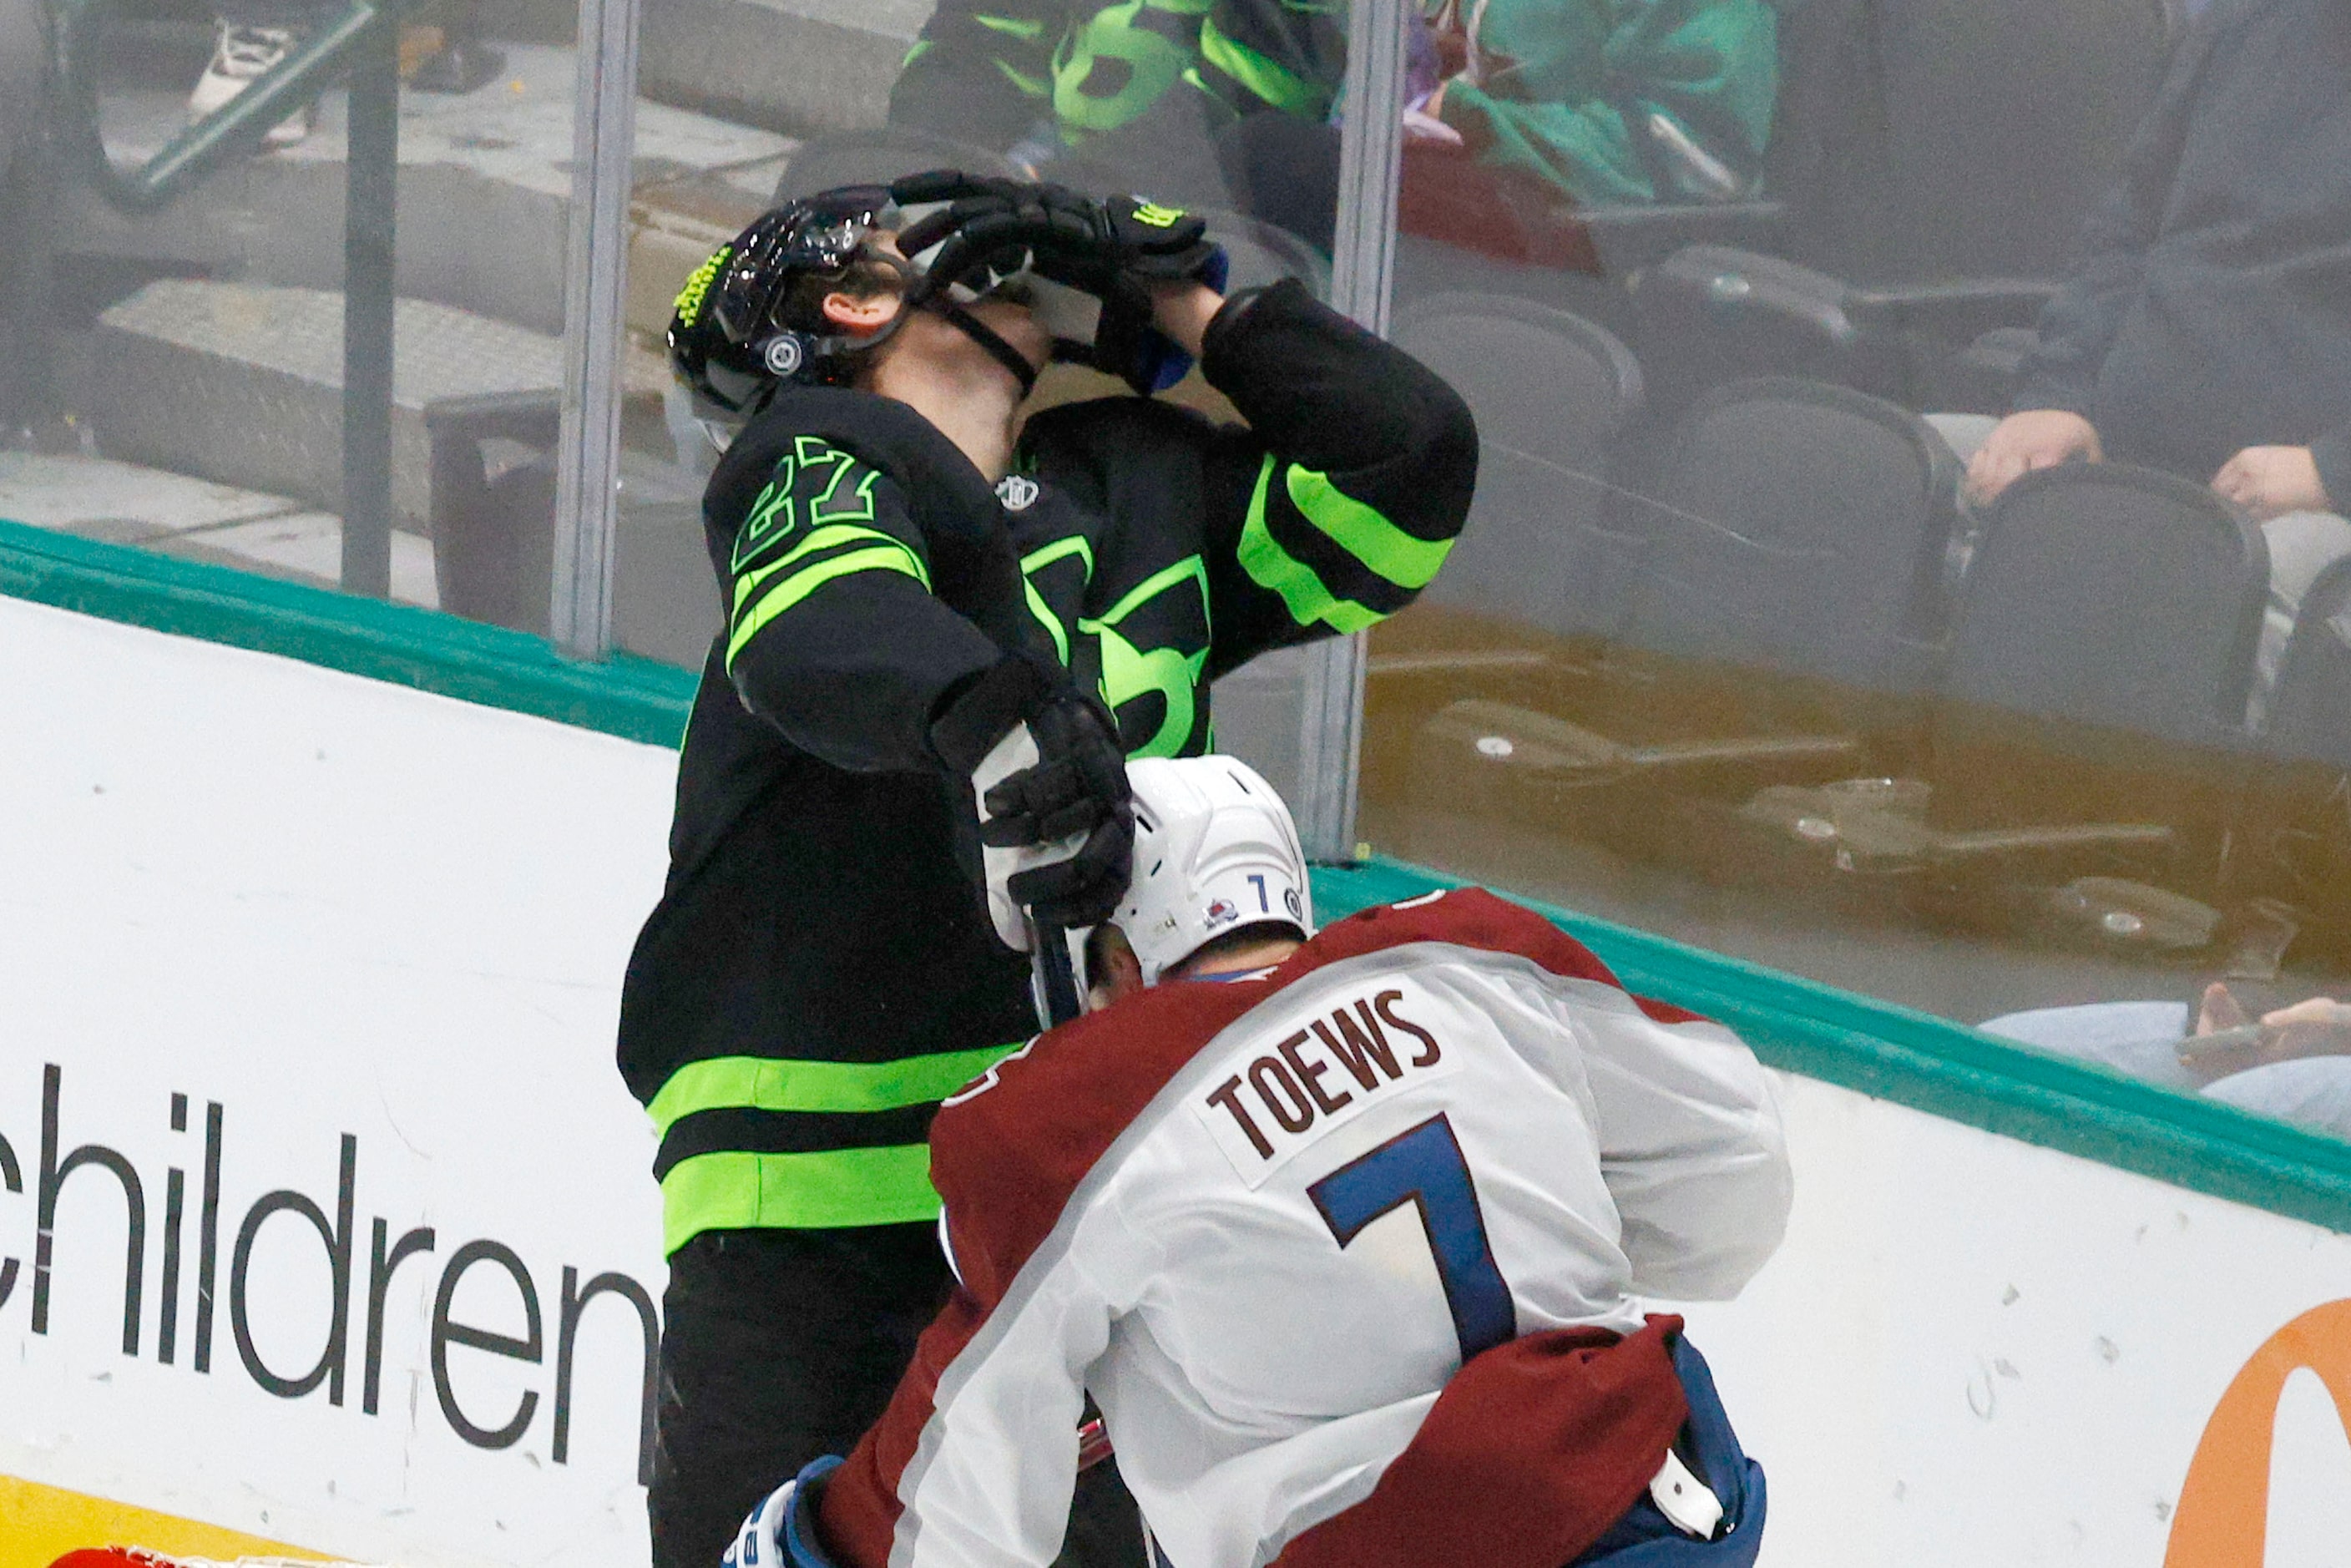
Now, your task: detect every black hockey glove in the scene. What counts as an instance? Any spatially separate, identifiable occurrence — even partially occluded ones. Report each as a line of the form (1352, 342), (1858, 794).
(981, 693), (1133, 929)
(891, 173), (1225, 392)
(931, 653), (1135, 937)
(891, 172), (1223, 301)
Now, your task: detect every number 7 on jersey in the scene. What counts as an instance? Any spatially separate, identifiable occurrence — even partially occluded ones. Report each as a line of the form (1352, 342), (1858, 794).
(1307, 1114), (1515, 1361)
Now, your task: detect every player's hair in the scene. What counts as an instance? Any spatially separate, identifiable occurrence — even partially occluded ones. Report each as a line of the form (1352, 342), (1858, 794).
(1089, 919), (1301, 992)
(1164, 922), (1302, 978)
(777, 249), (903, 346)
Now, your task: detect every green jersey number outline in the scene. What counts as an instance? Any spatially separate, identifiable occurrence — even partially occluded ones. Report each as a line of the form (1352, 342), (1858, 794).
(733, 436), (884, 575)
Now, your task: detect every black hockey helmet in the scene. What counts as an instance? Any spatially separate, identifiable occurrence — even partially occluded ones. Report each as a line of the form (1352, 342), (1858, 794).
(669, 179), (1054, 424)
(667, 185), (913, 419)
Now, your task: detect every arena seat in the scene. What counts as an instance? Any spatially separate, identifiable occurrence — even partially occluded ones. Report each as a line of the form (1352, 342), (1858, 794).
(1739, 464), (2268, 915)
(1620, 377), (1964, 694)
(1922, 463), (2263, 901)
(1631, 246), (2057, 419)
(1388, 293), (1646, 644)
(1405, 379), (1959, 838)
(1941, 464), (2265, 753)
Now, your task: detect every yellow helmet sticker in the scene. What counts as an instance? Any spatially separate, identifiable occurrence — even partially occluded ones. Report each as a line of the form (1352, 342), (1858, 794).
(1131, 201), (1186, 229)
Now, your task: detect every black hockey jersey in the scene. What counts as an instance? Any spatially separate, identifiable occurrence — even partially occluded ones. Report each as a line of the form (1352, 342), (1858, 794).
(616, 281), (1477, 1252)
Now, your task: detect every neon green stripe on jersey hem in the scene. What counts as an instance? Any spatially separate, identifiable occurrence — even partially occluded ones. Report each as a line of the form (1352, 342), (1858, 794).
(727, 545), (928, 665)
(647, 1043), (1025, 1136)
(660, 1146), (942, 1252)
(1237, 455), (1383, 634)
(1286, 468), (1453, 589)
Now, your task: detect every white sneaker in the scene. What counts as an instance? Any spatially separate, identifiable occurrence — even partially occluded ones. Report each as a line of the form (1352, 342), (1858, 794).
(190, 23), (316, 148)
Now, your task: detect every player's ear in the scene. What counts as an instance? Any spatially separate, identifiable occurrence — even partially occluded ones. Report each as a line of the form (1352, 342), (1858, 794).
(822, 289), (900, 336)
(1086, 927), (1145, 1010)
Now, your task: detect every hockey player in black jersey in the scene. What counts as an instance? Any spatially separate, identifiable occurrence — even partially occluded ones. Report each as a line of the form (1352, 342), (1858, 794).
(618, 173), (1477, 1568)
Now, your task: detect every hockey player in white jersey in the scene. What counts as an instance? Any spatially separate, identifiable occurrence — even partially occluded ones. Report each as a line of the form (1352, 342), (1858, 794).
(726, 756), (1792, 1568)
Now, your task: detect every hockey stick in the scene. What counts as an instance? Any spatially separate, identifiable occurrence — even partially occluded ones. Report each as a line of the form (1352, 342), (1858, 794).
(1029, 920), (1086, 1029)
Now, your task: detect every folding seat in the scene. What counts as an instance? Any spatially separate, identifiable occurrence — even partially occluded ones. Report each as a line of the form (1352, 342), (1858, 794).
(1364, 295), (1649, 811)
(1737, 463), (2270, 950)
(1406, 378), (1962, 850)
(1385, 293), (1646, 645)
(1618, 378), (1963, 691)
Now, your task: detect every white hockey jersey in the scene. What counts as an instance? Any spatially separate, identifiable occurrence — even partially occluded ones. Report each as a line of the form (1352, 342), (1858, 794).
(819, 888), (1791, 1568)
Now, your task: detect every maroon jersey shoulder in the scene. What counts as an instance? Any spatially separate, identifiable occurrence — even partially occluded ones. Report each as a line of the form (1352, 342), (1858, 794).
(931, 978), (1272, 1303)
(1295, 887), (1709, 1027)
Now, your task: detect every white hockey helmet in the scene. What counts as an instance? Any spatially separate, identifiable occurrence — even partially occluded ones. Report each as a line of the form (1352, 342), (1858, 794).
(1113, 756), (1314, 984)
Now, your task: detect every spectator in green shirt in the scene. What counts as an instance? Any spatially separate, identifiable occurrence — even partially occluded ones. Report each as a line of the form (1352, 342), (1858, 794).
(886, 0), (1778, 251)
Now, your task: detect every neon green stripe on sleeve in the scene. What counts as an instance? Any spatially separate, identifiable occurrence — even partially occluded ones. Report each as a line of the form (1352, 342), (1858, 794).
(731, 524), (916, 617)
(1022, 535), (1096, 581)
(1285, 468), (1454, 590)
(726, 544), (929, 665)
(648, 1043), (1025, 1136)
(660, 1146), (943, 1252)
(1236, 455), (1383, 634)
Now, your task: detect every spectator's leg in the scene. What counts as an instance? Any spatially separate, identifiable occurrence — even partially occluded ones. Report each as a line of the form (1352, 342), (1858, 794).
(2247, 509), (2351, 727)
(195, 0), (331, 145)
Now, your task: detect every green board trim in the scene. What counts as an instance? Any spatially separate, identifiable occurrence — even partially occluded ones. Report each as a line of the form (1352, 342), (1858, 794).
(7, 517), (2348, 1235)
(0, 518), (698, 747)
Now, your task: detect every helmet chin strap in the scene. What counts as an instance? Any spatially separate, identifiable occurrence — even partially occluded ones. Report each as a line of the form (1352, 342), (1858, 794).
(937, 302), (1042, 399)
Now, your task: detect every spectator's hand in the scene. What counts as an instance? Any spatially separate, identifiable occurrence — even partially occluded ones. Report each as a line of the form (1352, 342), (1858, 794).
(2212, 445), (2332, 520)
(1964, 409), (2101, 506)
(1403, 84), (1464, 149)
(2257, 997), (2351, 1061)
(2196, 980), (2252, 1037)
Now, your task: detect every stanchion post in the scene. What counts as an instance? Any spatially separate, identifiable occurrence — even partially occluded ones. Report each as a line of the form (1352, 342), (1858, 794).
(340, 13), (398, 597)
(549, 0), (644, 657)
(1296, 0), (1408, 861)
